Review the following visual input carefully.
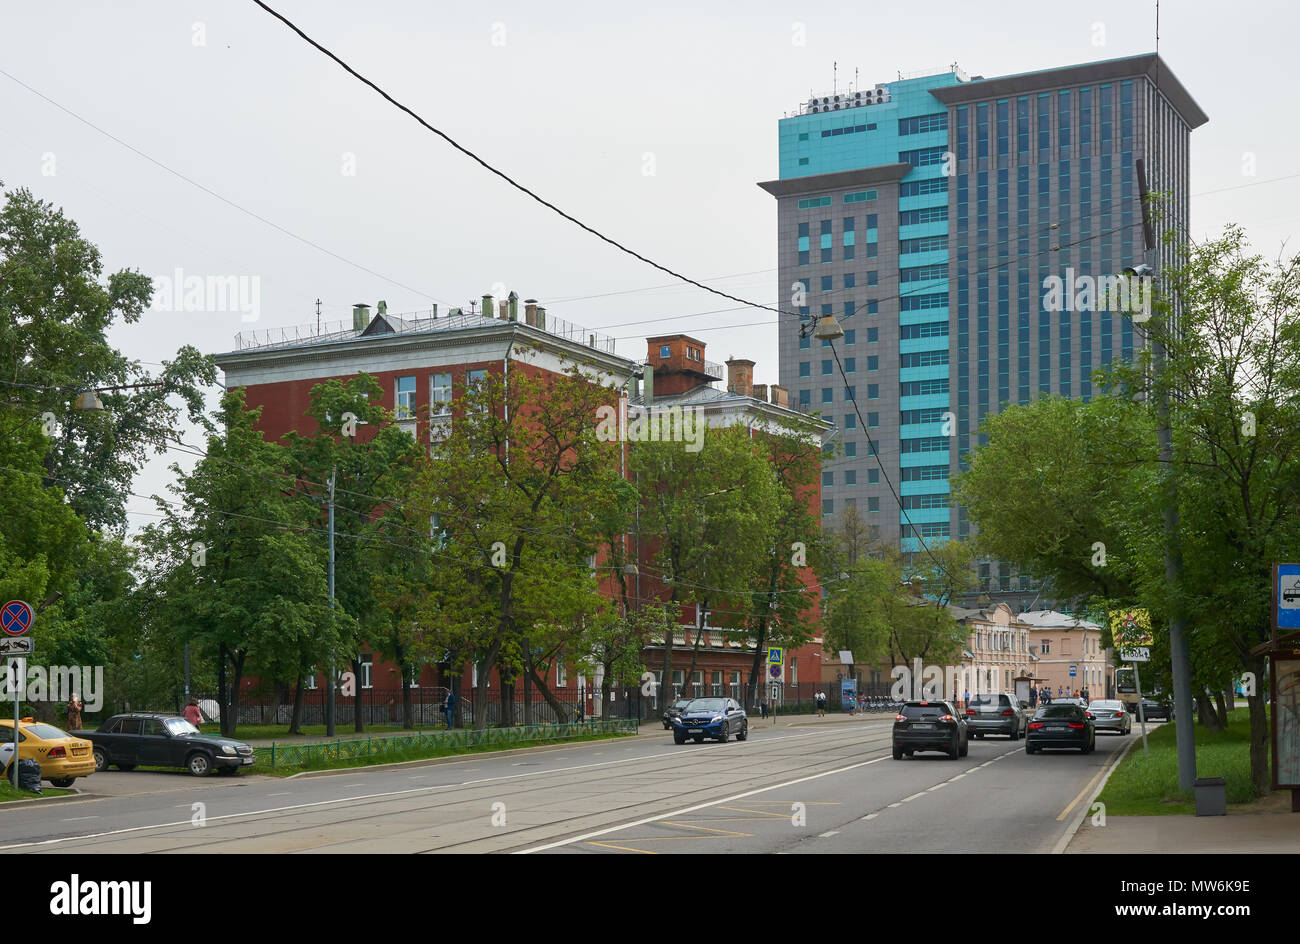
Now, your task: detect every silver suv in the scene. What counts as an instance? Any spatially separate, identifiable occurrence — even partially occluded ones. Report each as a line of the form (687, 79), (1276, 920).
(964, 692), (1027, 739)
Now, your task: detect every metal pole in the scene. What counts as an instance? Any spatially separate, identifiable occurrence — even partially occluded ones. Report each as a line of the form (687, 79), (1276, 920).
(184, 644), (191, 702)
(12, 669), (18, 788)
(326, 468), (336, 737)
(1133, 660), (1150, 758)
(1137, 155), (1194, 792)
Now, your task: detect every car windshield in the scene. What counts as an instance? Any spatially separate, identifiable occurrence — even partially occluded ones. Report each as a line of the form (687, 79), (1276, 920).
(165, 719), (200, 736)
(685, 698), (726, 712)
(672, 700), (691, 708)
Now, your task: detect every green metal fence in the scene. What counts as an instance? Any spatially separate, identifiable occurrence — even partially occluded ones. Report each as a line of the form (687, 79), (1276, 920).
(254, 719), (639, 770)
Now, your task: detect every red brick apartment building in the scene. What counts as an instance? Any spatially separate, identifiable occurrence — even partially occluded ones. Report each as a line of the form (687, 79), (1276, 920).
(212, 295), (830, 722)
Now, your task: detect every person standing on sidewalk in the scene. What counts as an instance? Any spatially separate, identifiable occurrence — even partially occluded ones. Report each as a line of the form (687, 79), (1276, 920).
(443, 690), (456, 729)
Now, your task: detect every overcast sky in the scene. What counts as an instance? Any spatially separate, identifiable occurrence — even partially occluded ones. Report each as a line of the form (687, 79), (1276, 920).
(4, 0), (1297, 528)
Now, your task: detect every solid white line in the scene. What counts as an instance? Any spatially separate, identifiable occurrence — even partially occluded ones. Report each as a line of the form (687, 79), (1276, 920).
(887, 802), (902, 808)
(1051, 737), (1138, 855)
(0, 731), (822, 850)
(819, 830), (839, 838)
(516, 754), (890, 853)
(62, 816), (98, 822)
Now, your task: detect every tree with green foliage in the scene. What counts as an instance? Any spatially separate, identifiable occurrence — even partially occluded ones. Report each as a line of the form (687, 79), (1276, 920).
(282, 373), (423, 732)
(138, 390), (340, 735)
(632, 422), (781, 702)
(406, 354), (621, 728)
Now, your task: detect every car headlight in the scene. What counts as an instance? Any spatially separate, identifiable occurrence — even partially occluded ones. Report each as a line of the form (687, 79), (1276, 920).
(221, 745), (236, 755)
(711, 715), (723, 723)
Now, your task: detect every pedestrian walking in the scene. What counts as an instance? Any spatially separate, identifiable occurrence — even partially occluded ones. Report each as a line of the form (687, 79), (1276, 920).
(1029, 687), (1037, 708)
(759, 699), (768, 719)
(183, 698), (202, 728)
(443, 690), (456, 729)
(816, 691), (826, 717)
(963, 688), (970, 708)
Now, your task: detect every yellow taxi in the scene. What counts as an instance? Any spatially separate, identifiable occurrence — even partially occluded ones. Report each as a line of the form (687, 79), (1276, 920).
(0, 717), (96, 787)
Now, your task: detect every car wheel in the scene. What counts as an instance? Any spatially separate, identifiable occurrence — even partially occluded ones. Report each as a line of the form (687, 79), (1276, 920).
(948, 735), (960, 759)
(49, 778), (75, 788)
(663, 722), (670, 730)
(959, 737), (969, 757)
(736, 722), (748, 741)
(116, 764), (136, 771)
(93, 748), (108, 772)
(1081, 736), (1093, 755)
(905, 750), (914, 757)
(892, 747), (903, 760)
(718, 722), (729, 743)
(1010, 727), (1018, 741)
(187, 753), (213, 776)
(673, 732), (686, 745)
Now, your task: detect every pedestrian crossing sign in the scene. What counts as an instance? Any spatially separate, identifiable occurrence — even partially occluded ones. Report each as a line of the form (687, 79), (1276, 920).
(767, 646), (783, 666)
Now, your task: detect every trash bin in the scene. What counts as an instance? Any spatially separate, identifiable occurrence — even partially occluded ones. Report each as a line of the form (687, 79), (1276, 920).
(17, 758), (42, 794)
(1194, 777), (1226, 816)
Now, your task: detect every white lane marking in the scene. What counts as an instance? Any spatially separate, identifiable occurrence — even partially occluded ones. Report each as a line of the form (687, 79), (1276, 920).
(887, 802), (902, 808)
(901, 792), (926, 802)
(268, 792), (291, 797)
(0, 731), (823, 850)
(819, 830), (839, 838)
(517, 754), (890, 853)
(62, 816), (97, 822)
(949, 773), (967, 781)
(927, 782), (947, 791)
(862, 813), (879, 821)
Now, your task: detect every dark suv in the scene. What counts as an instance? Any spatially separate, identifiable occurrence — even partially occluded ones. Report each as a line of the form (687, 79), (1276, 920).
(964, 692), (1026, 739)
(661, 698), (692, 730)
(672, 697), (748, 744)
(892, 700), (968, 759)
(76, 713), (255, 776)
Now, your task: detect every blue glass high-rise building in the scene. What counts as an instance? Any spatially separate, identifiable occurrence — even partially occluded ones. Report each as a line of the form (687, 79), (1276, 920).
(760, 55), (1206, 597)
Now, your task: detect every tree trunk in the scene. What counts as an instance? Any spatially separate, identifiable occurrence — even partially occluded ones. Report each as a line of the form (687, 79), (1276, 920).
(1197, 688), (1222, 731)
(500, 671), (516, 727)
(227, 650), (246, 738)
(526, 666), (573, 725)
(601, 660), (613, 721)
(746, 617), (770, 709)
(218, 642), (229, 737)
(1245, 654), (1270, 796)
(522, 650), (534, 726)
(288, 676), (305, 735)
(1213, 689), (1229, 728)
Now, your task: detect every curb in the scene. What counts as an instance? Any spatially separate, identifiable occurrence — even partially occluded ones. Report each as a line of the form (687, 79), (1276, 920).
(284, 729), (644, 779)
(1052, 735), (1139, 854)
(0, 788), (91, 810)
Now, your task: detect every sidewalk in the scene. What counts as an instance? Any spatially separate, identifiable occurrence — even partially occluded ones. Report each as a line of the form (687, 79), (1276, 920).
(1067, 790), (1300, 853)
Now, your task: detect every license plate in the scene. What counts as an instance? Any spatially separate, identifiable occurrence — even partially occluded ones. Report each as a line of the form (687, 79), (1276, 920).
(241, 757), (254, 765)
(912, 723), (934, 730)
(1048, 725), (1066, 730)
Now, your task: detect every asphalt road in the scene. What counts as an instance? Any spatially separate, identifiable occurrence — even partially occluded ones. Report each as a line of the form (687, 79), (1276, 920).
(0, 718), (1135, 854)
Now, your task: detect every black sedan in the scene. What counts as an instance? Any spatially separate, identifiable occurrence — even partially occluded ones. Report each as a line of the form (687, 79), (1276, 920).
(76, 713), (255, 776)
(892, 701), (968, 759)
(1025, 704), (1095, 754)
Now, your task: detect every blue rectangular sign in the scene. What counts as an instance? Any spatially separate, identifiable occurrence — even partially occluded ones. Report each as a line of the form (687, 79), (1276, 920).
(1277, 564), (1300, 631)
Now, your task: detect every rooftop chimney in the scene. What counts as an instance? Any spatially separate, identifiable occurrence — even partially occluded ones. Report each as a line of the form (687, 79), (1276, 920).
(770, 384), (789, 408)
(524, 298), (538, 325)
(481, 294), (493, 319)
(508, 291), (519, 322)
(536, 305), (546, 329)
(499, 299), (509, 320)
(431, 303), (439, 319)
(644, 364), (655, 405)
(725, 358), (755, 397)
(352, 303), (371, 331)
(752, 383), (768, 403)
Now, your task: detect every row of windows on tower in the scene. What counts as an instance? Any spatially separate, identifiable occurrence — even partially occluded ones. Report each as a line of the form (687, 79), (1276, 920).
(953, 82), (1135, 163)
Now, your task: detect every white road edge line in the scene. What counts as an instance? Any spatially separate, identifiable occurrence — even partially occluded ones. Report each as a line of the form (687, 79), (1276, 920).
(515, 754), (890, 853)
(1050, 737), (1138, 855)
(0, 730), (821, 851)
